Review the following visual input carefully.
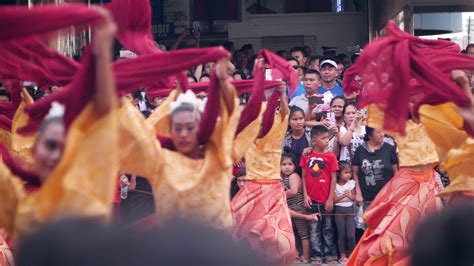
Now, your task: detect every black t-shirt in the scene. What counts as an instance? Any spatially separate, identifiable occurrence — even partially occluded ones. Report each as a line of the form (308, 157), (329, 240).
(289, 136), (310, 176)
(352, 142), (398, 201)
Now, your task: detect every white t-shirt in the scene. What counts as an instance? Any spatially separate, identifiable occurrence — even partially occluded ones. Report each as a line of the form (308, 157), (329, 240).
(289, 94), (309, 112)
(335, 179), (356, 207)
(339, 126), (366, 162)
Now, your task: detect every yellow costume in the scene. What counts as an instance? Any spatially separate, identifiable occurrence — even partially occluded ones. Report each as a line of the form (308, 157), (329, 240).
(121, 87), (240, 230)
(231, 112), (296, 264)
(231, 105), (265, 163)
(0, 103), (119, 240)
(419, 102), (474, 196)
(10, 98), (36, 164)
(245, 112), (289, 180)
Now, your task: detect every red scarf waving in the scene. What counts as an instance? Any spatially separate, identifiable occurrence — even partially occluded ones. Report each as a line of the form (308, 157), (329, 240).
(0, 40), (79, 87)
(18, 46), (96, 135)
(343, 21), (474, 134)
(146, 80), (281, 99)
(235, 62), (265, 136)
(0, 4), (102, 41)
(107, 0), (159, 55)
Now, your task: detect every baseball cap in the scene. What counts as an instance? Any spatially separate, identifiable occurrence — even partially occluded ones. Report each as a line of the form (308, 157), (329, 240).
(320, 59), (338, 70)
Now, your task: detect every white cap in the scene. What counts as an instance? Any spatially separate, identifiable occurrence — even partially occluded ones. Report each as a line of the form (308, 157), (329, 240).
(320, 59), (338, 70)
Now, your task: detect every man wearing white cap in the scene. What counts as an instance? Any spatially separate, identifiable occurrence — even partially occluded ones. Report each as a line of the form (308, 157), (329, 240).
(318, 60), (344, 99)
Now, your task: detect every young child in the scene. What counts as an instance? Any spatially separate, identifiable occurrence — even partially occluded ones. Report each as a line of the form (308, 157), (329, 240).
(333, 161), (356, 263)
(281, 153), (319, 263)
(300, 125), (339, 264)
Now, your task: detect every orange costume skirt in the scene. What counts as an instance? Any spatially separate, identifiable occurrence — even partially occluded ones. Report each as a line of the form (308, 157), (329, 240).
(348, 168), (440, 266)
(231, 180), (296, 265)
(0, 232), (13, 266)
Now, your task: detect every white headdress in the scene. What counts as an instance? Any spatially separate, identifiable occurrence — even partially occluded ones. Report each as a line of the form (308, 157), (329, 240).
(170, 90), (207, 115)
(45, 101), (65, 120)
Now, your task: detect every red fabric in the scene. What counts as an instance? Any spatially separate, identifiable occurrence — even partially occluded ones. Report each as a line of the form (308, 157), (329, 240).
(0, 82), (23, 132)
(0, 116), (12, 132)
(0, 143), (42, 187)
(259, 49), (298, 95)
(235, 65), (264, 135)
(18, 46), (96, 135)
(299, 151), (338, 203)
(146, 80), (281, 99)
(114, 47), (229, 96)
(107, 0), (159, 55)
(260, 90), (281, 137)
(343, 21), (474, 134)
(0, 39), (79, 87)
(0, 4), (102, 41)
(198, 71), (220, 144)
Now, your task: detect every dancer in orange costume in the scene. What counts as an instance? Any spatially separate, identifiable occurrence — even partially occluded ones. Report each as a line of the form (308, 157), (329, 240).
(0, 9), (119, 241)
(348, 71), (474, 266)
(231, 84), (296, 265)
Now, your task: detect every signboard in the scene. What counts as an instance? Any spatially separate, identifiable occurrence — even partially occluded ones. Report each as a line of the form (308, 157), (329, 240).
(152, 23), (175, 38)
(163, 0), (190, 34)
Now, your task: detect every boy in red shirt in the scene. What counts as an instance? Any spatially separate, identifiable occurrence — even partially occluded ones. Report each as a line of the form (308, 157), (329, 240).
(300, 125), (338, 264)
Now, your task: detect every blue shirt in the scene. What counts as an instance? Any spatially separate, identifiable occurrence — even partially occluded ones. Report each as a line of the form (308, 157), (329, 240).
(318, 84), (344, 97)
(289, 82), (305, 101)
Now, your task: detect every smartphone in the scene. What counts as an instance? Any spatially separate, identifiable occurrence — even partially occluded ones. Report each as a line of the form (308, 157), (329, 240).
(308, 95), (324, 106)
(327, 112), (336, 127)
(265, 68), (272, 81)
(358, 108), (368, 119)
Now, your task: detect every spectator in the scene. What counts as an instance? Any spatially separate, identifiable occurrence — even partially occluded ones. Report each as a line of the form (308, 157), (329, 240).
(232, 71), (243, 80)
(333, 161), (356, 263)
(330, 96), (346, 128)
(351, 126), (398, 208)
(203, 62), (216, 75)
(289, 69), (321, 112)
(276, 49), (289, 59)
(303, 45), (313, 57)
(308, 55), (324, 71)
(300, 126), (339, 264)
(335, 53), (351, 67)
(222, 41), (235, 54)
(283, 106), (311, 176)
(466, 43), (474, 57)
(290, 46), (309, 67)
(338, 103), (364, 162)
(233, 49), (250, 78)
(230, 167), (246, 199)
(281, 152), (318, 264)
(351, 53), (360, 64)
(287, 57), (306, 100)
(337, 61), (345, 83)
(318, 59), (344, 98)
(314, 111), (340, 156)
(199, 74), (211, 82)
(187, 74), (198, 83)
(241, 43), (254, 60)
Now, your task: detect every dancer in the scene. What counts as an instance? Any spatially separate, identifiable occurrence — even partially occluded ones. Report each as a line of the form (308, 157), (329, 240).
(231, 84), (296, 264)
(124, 57), (241, 230)
(0, 8), (119, 240)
